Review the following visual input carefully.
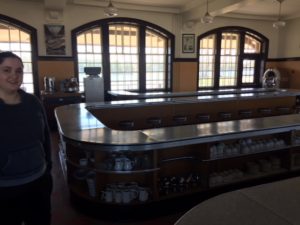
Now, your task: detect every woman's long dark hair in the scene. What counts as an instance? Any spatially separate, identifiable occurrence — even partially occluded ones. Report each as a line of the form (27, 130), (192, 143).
(0, 51), (23, 66)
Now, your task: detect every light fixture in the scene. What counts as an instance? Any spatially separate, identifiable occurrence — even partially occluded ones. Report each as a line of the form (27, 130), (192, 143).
(104, 0), (118, 17)
(273, 0), (286, 29)
(201, 0), (214, 24)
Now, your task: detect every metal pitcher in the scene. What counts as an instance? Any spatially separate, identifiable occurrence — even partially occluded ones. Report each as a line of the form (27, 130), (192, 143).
(44, 76), (55, 93)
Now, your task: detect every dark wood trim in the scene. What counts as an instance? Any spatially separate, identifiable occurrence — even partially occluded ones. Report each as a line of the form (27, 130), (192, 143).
(174, 58), (197, 62)
(195, 26), (268, 90)
(267, 57), (300, 62)
(101, 23), (110, 99)
(0, 14), (40, 97)
(38, 56), (74, 61)
(71, 17), (175, 97)
(139, 26), (146, 93)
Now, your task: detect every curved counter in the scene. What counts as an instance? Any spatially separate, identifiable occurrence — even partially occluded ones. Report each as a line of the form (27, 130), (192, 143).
(57, 103), (300, 150)
(55, 89), (300, 208)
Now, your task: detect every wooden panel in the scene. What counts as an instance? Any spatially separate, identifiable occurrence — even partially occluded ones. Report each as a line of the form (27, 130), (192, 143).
(266, 60), (300, 89)
(88, 96), (296, 130)
(173, 61), (197, 92)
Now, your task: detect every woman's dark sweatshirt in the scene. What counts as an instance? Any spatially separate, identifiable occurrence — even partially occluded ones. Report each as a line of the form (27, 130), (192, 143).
(0, 89), (52, 187)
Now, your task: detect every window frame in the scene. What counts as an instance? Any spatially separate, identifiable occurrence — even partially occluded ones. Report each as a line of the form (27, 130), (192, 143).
(197, 26), (269, 90)
(72, 17), (175, 98)
(0, 14), (39, 96)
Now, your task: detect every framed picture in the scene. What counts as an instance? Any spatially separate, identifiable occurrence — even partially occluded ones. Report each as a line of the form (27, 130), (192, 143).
(44, 24), (66, 55)
(182, 34), (195, 53)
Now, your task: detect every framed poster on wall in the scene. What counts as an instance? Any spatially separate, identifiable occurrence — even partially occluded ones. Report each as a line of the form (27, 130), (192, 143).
(182, 33), (195, 53)
(44, 24), (66, 55)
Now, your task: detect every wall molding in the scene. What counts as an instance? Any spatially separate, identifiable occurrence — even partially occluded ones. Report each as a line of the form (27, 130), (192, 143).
(267, 57), (300, 62)
(38, 56), (74, 61)
(174, 58), (198, 62)
(174, 57), (300, 63)
(37, 56), (300, 62)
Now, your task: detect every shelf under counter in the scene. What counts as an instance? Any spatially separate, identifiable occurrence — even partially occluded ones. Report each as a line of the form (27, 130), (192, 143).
(55, 92), (300, 213)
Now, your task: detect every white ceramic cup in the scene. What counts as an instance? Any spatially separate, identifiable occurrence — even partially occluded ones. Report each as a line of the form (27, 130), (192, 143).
(123, 158), (133, 171)
(114, 158), (124, 171)
(114, 190), (122, 203)
(121, 190), (132, 204)
(138, 187), (149, 202)
(79, 158), (88, 166)
(102, 189), (113, 203)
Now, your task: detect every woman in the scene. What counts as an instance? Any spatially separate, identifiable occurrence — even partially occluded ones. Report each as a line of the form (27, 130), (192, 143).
(0, 51), (52, 225)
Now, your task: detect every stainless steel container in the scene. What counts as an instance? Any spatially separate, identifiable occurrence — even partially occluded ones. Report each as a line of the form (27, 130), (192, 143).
(262, 69), (280, 89)
(83, 67), (104, 102)
(84, 75), (104, 102)
(44, 76), (55, 93)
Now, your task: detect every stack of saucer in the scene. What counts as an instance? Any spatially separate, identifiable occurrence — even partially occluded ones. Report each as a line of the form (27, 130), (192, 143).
(86, 171), (97, 198)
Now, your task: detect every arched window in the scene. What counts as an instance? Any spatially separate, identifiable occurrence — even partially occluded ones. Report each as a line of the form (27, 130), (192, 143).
(72, 18), (174, 95)
(198, 27), (268, 89)
(0, 15), (38, 95)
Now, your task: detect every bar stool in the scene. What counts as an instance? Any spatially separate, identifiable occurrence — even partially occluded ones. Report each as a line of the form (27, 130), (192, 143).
(173, 115), (188, 125)
(276, 107), (290, 115)
(196, 114), (210, 123)
(219, 112), (232, 121)
(118, 120), (134, 130)
(147, 117), (162, 128)
(258, 108), (272, 116)
(239, 110), (253, 119)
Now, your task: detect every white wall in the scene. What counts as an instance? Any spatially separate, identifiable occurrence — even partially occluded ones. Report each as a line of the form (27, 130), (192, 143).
(0, 0), (297, 59)
(277, 18), (300, 58)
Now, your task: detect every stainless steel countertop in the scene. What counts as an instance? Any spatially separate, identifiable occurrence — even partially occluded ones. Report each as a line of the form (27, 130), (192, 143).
(91, 88), (300, 110)
(108, 88), (300, 100)
(55, 89), (300, 151)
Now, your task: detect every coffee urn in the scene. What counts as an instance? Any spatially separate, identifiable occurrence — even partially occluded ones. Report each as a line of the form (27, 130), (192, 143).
(262, 68), (280, 89)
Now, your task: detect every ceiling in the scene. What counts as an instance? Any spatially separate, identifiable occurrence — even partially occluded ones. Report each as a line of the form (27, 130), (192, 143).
(17, 0), (300, 22)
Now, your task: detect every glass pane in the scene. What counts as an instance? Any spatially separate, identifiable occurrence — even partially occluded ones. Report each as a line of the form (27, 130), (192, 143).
(0, 22), (34, 93)
(10, 29), (20, 42)
(244, 34), (261, 53)
(76, 28), (102, 91)
(242, 59), (255, 83)
(20, 31), (30, 43)
(199, 34), (215, 88)
(145, 30), (167, 90)
(109, 24), (139, 91)
(220, 33), (239, 87)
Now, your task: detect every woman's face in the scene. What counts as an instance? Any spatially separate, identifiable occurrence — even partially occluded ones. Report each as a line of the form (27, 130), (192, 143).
(0, 57), (23, 93)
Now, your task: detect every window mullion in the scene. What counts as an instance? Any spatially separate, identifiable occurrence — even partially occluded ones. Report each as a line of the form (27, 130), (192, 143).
(139, 26), (146, 92)
(102, 24), (111, 93)
(237, 33), (245, 87)
(214, 32), (221, 89)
